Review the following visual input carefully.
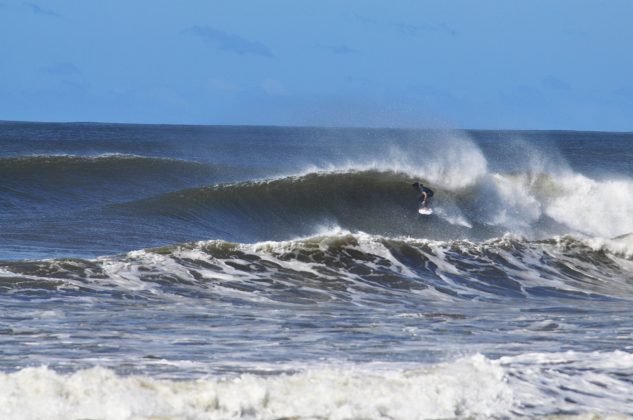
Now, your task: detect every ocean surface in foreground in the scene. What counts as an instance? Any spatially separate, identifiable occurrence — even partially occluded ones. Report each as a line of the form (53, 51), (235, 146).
(1, 121), (633, 418)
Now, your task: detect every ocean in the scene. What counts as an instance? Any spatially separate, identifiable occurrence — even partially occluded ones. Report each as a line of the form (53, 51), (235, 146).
(1, 121), (632, 418)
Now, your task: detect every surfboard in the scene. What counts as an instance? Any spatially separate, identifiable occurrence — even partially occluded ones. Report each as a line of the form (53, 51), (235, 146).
(418, 207), (433, 215)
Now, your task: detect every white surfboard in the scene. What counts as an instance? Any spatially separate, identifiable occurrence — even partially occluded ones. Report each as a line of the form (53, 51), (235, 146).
(418, 207), (433, 215)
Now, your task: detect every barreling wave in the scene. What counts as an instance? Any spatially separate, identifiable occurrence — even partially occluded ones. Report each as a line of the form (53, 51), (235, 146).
(2, 232), (632, 304)
(110, 167), (633, 243)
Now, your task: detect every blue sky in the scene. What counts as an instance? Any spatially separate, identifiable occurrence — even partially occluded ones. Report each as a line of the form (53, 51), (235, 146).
(1, 0), (632, 130)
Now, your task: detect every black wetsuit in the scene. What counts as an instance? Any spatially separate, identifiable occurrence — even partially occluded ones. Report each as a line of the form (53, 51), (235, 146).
(416, 185), (434, 205)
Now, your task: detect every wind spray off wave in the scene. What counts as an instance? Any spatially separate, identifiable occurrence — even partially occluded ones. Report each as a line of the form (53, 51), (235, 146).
(2, 122), (633, 418)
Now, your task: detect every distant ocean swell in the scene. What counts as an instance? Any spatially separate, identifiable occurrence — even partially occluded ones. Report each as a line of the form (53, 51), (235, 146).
(0, 154), (224, 213)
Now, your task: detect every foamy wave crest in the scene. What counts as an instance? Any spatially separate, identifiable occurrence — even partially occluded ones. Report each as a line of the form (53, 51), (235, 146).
(475, 169), (633, 238)
(545, 173), (633, 238)
(586, 233), (633, 259)
(0, 355), (513, 419)
(2, 351), (632, 419)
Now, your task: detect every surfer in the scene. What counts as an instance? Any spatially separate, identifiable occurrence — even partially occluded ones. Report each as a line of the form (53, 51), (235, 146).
(412, 182), (434, 208)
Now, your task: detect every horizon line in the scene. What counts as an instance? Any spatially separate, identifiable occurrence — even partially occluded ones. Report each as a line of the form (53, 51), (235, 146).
(1, 119), (631, 135)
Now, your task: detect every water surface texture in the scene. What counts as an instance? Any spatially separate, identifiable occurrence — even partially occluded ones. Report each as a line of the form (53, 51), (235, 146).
(1, 122), (633, 418)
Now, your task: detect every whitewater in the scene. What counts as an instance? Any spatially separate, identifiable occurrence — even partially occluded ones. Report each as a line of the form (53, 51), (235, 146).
(1, 121), (633, 418)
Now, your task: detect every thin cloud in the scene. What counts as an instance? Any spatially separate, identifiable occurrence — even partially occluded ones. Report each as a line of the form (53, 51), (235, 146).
(348, 13), (456, 37)
(41, 62), (81, 76)
(183, 26), (274, 58)
(24, 2), (60, 17)
(321, 44), (359, 55)
(542, 76), (571, 91)
(440, 23), (458, 37)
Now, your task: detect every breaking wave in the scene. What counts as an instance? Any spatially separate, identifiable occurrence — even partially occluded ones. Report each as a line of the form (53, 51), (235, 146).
(2, 232), (632, 303)
(111, 167), (633, 242)
(1, 351), (632, 419)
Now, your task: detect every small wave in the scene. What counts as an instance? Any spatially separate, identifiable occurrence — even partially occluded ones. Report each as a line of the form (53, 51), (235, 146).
(0, 153), (212, 176)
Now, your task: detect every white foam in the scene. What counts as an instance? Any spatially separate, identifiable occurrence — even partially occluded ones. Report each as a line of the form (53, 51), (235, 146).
(486, 173), (542, 229)
(545, 174), (633, 238)
(280, 132), (633, 240)
(499, 350), (633, 417)
(0, 355), (513, 420)
(586, 234), (633, 259)
(3, 350), (633, 419)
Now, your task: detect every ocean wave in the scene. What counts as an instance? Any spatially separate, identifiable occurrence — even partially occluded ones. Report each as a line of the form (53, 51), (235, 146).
(0, 154), (224, 213)
(2, 232), (632, 303)
(0, 153), (216, 180)
(111, 167), (633, 242)
(1, 351), (631, 419)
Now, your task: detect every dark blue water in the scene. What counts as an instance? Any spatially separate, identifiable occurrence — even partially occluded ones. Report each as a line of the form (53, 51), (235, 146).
(1, 121), (632, 418)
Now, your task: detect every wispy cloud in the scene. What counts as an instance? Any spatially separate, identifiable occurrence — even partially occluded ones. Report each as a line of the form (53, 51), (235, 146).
(321, 44), (359, 55)
(183, 26), (274, 58)
(542, 76), (571, 91)
(24, 2), (60, 17)
(41, 62), (81, 76)
(348, 13), (456, 37)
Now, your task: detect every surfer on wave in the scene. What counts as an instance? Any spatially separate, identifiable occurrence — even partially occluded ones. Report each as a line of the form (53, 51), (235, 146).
(412, 181), (434, 209)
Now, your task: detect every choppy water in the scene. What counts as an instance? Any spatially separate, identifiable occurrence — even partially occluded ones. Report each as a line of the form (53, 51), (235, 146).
(1, 121), (633, 418)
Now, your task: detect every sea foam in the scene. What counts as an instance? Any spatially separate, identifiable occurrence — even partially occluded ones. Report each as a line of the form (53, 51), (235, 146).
(3, 351), (633, 419)
(0, 355), (512, 420)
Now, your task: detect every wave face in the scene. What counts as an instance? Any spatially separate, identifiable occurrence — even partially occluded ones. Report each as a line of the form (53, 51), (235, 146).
(110, 167), (633, 244)
(2, 122), (633, 417)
